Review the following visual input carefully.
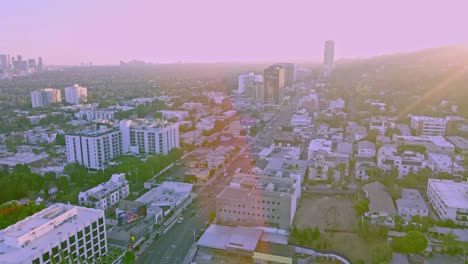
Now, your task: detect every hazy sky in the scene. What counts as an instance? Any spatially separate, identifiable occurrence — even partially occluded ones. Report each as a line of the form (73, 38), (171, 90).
(2, 0), (467, 65)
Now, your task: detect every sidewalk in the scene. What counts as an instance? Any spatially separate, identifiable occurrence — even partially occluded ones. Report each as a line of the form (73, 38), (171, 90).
(182, 242), (197, 264)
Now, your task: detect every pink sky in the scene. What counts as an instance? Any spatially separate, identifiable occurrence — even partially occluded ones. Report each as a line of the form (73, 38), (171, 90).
(2, 0), (468, 65)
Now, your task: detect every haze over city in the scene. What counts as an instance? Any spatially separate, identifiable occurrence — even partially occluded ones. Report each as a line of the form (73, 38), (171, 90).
(2, 0), (468, 65)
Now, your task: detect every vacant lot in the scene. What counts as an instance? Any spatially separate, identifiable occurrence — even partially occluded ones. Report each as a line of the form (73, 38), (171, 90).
(294, 193), (357, 231)
(325, 232), (387, 263)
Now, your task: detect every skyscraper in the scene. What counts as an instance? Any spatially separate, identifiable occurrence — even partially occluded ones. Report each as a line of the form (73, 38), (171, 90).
(323, 40), (335, 77)
(264, 65), (285, 104)
(38, 57), (44, 71)
(0, 55), (8, 72)
(28, 59), (37, 69)
(274, 63), (296, 86)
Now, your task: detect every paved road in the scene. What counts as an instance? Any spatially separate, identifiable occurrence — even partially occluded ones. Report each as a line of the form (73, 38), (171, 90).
(137, 97), (301, 263)
(137, 194), (216, 264)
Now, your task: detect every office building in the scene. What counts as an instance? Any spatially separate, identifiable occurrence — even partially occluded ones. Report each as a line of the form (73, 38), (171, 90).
(79, 173), (129, 210)
(323, 40), (335, 77)
(216, 174), (298, 230)
(66, 128), (122, 170)
(244, 81), (264, 99)
(120, 119), (179, 155)
(274, 63), (296, 86)
(28, 59), (37, 69)
(0, 203), (107, 264)
(38, 57), (44, 71)
(238, 72), (263, 94)
(31, 88), (62, 108)
(410, 115), (447, 136)
(65, 84), (88, 105)
(427, 179), (468, 226)
(0, 54), (8, 71)
(264, 65), (285, 104)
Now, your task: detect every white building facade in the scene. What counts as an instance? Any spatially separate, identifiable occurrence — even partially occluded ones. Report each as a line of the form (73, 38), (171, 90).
(410, 115), (447, 136)
(238, 72), (263, 94)
(65, 84), (88, 105)
(427, 179), (468, 226)
(0, 204), (107, 264)
(79, 173), (129, 210)
(31, 88), (61, 108)
(66, 128), (122, 170)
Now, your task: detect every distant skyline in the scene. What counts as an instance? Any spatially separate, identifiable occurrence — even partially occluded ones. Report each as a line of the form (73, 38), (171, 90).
(2, 0), (468, 65)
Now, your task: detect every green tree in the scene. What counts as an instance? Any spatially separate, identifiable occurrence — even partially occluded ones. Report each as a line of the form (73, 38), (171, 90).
(55, 134), (66, 146)
(121, 251), (135, 264)
(441, 231), (458, 253)
(354, 199), (369, 216)
(371, 244), (392, 264)
(391, 231), (428, 254)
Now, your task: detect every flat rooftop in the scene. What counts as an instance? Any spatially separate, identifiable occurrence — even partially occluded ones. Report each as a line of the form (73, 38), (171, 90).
(396, 188), (428, 211)
(428, 179), (468, 209)
(197, 224), (263, 252)
(363, 181), (397, 215)
(447, 136), (468, 150)
(0, 204), (103, 263)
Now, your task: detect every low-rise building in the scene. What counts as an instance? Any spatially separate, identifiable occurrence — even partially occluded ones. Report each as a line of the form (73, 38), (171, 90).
(307, 139), (332, 161)
(377, 145), (434, 178)
(410, 115), (447, 136)
(159, 110), (189, 120)
(446, 136), (468, 154)
(309, 152), (349, 182)
(396, 188), (429, 220)
(346, 125), (368, 142)
(427, 179), (468, 226)
(217, 174), (297, 230)
(0, 204), (106, 264)
(78, 173), (129, 210)
(369, 117), (396, 135)
(357, 140), (376, 157)
(392, 135), (455, 155)
(363, 181), (397, 220)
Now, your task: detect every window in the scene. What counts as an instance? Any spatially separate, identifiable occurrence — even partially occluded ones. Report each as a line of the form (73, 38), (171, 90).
(33, 258), (40, 264)
(92, 222), (97, 230)
(69, 235), (76, 244)
(43, 252), (50, 261)
(61, 241), (67, 249)
(85, 226), (90, 234)
(52, 246), (59, 256)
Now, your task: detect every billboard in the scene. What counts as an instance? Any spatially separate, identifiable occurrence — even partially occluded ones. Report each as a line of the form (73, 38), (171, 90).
(117, 204), (147, 225)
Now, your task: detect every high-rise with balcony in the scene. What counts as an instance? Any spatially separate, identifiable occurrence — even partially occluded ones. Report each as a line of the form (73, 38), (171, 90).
(323, 40), (335, 77)
(31, 88), (62, 108)
(65, 84), (88, 105)
(66, 128), (122, 170)
(0, 204), (107, 264)
(120, 119), (179, 155)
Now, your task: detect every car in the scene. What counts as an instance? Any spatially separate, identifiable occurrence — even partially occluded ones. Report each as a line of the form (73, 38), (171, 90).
(177, 217), (184, 224)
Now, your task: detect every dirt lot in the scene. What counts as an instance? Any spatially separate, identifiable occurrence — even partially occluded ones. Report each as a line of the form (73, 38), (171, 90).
(293, 193), (357, 231)
(325, 232), (387, 263)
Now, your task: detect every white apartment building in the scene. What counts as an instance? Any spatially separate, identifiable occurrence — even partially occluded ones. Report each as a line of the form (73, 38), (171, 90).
(159, 110), (189, 120)
(357, 141), (376, 157)
(307, 139), (332, 161)
(428, 153), (466, 177)
(369, 117), (396, 135)
(76, 109), (115, 121)
(410, 115), (447, 136)
(66, 119), (180, 169)
(392, 135), (455, 155)
(328, 98), (345, 110)
(377, 146), (434, 178)
(427, 179), (468, 226)
(238, 72), (263, 94)
(31, 88), (61, 108)
(65, 84), (88, 105)
(0, 204), (107, 264)
(66, 128), (122, 170)
(396, 188), (429, 220)
(79, 173), (129, 210)
(120, 119), (179, 155)
(290, 108), (311, 127)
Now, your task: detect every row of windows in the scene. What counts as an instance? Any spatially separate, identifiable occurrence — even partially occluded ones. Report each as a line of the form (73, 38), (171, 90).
(219, 208), (281, 219)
